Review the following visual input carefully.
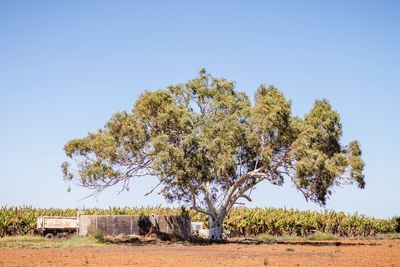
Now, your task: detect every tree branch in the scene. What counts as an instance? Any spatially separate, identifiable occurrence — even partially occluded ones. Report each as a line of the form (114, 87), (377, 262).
(188, 183), (214, 217)
(239, 194), (252, 202)
(201, 183), (217, 217)
(220, 168), (264, 212)
(144, 179), (163, 196)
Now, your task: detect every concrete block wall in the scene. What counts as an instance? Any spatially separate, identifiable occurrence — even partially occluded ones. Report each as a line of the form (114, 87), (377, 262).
(78, 215), (191, 239)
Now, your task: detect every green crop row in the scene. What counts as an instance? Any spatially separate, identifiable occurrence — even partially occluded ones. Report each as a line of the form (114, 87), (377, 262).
(223, 208), (399, 237)
(0, 206), (398, 237)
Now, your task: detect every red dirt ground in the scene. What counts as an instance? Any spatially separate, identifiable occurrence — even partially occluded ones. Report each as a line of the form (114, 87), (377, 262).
(1, 240), (399, 266)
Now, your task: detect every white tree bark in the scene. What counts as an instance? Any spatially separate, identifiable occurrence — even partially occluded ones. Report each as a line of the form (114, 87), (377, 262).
(198, 172), (267, 241)
(208, 215), (223, 240)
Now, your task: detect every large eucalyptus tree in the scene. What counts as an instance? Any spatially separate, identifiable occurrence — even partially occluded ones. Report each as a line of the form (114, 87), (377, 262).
(62, 69), (365, 240)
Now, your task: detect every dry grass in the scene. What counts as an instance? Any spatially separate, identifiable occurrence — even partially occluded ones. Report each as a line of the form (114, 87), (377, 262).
(0, 235), (109, 249)
(1, 233), (399, 249)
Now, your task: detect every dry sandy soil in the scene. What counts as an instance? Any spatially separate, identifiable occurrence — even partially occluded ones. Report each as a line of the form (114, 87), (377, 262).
(1, 239), (399, 266)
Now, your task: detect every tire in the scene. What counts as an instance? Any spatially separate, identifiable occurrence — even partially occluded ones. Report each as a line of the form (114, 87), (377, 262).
(44, 232), (54, 239)
(56, 232), (68, 238)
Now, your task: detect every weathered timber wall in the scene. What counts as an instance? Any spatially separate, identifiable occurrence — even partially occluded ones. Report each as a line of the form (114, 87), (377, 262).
(78, 215), (191, 239)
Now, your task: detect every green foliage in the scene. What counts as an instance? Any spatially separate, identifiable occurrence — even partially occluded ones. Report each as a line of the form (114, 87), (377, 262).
(0, 206), (397, 238)
(290, 100), (365, 204)
(224, 208), (398, 237)
(93, 230), (105, 243)
(252, 85), (292, 166)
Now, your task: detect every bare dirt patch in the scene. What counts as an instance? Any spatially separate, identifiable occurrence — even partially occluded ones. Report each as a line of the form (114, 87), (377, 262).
(0, 239), (399, 266)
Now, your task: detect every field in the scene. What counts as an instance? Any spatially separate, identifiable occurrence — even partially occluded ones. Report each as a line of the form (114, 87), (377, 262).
(1, 236), (400, 266)
(1, 207), (399, 266)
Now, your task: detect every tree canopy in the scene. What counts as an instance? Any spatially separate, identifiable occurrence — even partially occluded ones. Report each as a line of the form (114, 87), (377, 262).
(62, 69), (365, 239)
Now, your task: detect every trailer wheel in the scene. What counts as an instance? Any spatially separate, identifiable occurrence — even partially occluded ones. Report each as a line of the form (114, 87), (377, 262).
(45, 232), (55, 239)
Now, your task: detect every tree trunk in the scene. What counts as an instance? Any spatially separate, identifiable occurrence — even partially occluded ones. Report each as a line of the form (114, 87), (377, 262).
(209, 215), (223, 240)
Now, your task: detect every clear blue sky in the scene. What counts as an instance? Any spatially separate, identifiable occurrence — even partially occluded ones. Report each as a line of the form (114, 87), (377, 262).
(0, 0), (399, 218)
